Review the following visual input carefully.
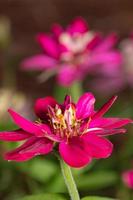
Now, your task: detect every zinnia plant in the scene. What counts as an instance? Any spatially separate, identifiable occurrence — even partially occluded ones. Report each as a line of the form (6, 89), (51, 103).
(0, 93), (132, 200)
(21, 17), (122, 87)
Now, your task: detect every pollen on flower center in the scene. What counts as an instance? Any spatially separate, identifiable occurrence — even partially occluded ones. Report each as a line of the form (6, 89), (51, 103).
(47, 104), (82, 139)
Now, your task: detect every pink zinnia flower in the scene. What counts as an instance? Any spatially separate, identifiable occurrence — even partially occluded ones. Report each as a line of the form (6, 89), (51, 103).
(21, 17), (121, 86)
(90, 34), (133, 96)
(0, 93), (132, 168)
(122, 170), (133, 188)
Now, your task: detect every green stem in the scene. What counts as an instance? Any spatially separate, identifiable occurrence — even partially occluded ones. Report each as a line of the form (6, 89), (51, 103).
(59, 158), (80, 200)
(54, 84), (69, 103)
(68, 81), (83, 102)
(54, 81), (83, 103)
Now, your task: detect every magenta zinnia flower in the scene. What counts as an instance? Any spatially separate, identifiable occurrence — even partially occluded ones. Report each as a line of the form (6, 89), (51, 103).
(21, 17), (121, 86)
(122, 170), (133, 188)
(0, 93), (132, 168)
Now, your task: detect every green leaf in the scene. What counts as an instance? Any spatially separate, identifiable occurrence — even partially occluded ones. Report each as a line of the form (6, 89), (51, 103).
(18, 193), (67, 200)
(45, 170), (118, 193)
(81, 196), (115, 200)
(29, 159), (57, 182)
(75, 171), (118, 190)
(45, 173), (66, 192)
(19, 159), (57, 183)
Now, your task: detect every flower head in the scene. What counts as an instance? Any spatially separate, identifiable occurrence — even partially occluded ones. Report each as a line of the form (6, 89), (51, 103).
(21, 17), (121, 86)
(0, 93), (132, 168)
(122, 170), (133, 189)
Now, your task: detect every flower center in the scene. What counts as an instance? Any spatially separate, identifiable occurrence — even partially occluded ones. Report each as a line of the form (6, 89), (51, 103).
(59, 32), (94, 54)
(48, 104), (87, 140)
(59, 32), (94, 65)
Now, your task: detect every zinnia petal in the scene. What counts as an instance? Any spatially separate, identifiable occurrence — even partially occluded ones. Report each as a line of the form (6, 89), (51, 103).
(59, 137), (92, 168)
(0, 129), (31, 141)
(67, 17), (88, 34)
(4, 137), (53, 162)
(94, 33), (118, 52)
(51, 23), (63, 37)
(36, 33), (59, 58)
(34, 96), (57, 120)
(90, 117), (132, 129)
(21, 54), (57, 70)
(8, 109), (43, 136)
(82, 134), (113, 158)
(92, 96), (117, 119)
(57, 64), (79, 86)
(63, 95), (71, 107)
(76, 92), (95, 119)
(89, 52), (122, 66)
(87, 33), (101, 50)
(92, 128), (126, 136)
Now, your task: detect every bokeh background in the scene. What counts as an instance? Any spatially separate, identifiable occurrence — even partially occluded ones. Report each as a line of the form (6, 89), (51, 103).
(0, 1), (133, 200)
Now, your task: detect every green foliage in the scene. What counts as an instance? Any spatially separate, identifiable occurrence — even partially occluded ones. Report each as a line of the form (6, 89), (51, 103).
(42, 169), (118, 193)
(0, 121), (17, 131)
(81, 197), (115, 200)
(75, 171), (118, 190)
(18, 193), (67, 200)
(19, 159), (58, 183)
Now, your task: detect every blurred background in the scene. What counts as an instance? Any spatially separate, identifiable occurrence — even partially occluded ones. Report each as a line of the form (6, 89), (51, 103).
(0, 1), (133, 200)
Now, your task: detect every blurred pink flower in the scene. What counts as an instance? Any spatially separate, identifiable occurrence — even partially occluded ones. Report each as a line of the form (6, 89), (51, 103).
(0, 93), (132, 168)
(21, 17), (122, 86)
(122, 170), (133, 189)
(91, 35), (133, 96)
